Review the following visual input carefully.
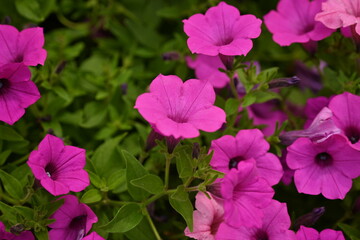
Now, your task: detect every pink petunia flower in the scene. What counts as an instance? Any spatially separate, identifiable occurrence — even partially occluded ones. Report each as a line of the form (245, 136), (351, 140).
(49, 195), (98, 240)
(315, 0), (360, 36)
(183, 2), (262, 57)
(184, 192), (224, 240)
(220, 160), (274, 228)
(328, 92), (360, 150)
(264, 0), (334, 46)
(134, 74), (226, 139)
(210, 129), (283, 186)
(186, 54), (230, 89)
(82, 232), (105, 240)
(0, 221), (34, 240)
(296, 226), (345, 240)
(0, 63), (40, 125)
(287, 134), (360, 199)
(217, 200), (296, 240)
(27, 134), (90, 196)
(0, 25), (47, 66)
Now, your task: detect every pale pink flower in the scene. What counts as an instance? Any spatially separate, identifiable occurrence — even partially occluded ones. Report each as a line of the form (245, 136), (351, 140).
(27, 134), (89, 196)
(287, 134), (360, 199)
(296, 226), (345, 240)
(135, 74), (226, 139)
(210, 129), (283, 186)
(184, 192), (224, 240)
(315, 0), (360, 35)
(183, 1), (262, 57)
(0, 63), (40, 125)
(0, 25), (47, 66)
(264, 0), (334, 46)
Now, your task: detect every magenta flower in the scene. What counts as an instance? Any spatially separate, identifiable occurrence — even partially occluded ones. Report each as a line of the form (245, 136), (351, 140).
(220, 160), (274, 228)
(183, 1), (262, 57)
(210, 129), (283, 186)
(49, 195), (98, 240)
(217, 200), (296, 240)
(315, 0), (360, 36)
(27, 134), (89, 196)
(287, 134), (360, 199)
(0, 221), (34, 240)
(82, 232), (105, 240)
(186, 54), (230, 88)
(0, 63), (40, 125)
(184, 192), (224, 240)
(296, 226), (345, 240)
(328, 92), (360, 150)
(0, 25), (47, 66)
(135, 74), (226, 139)
(264, 0), (334, 46)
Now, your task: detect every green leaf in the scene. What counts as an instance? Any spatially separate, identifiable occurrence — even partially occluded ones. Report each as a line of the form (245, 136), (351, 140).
(15, 0), (55, 22)
(0, 126), (24, 141)
(87, 170), (105, 189)
(34, 230), (49, 240)
(125, 218), (157, 240)
(169, 189), (193, 231)
(225, 98), (240, 116)
(81, 189), (102, 204)
(338, 223), (360, 240)
(13, 206), (34, 219)
(176, 148), (193, 179)
(101, 203), (143, 233)
(252, 91), (281, 104)
(0, 150), (11, 166)
(107, 169), (126, 191)
(170, 185), (189, 202)
(122, 150), (150, 201)
(130, 174), (164, 195)
(0, 169), (24, 199)
(81, 101), (108, 128)
(0, 201), (17, 223)
(257, 67), (279, 84)
(241, 94), (256, 107)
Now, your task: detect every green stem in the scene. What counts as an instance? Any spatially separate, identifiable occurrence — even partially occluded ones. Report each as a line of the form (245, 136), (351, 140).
(228, 71), (240, 100)
(144, 208), (162, 240)
(164, 154), (172, 190)
(143, 193), (165, 206)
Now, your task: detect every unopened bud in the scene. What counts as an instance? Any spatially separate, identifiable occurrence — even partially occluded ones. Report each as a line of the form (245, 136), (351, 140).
(294, 207), (325, 230)
(55, 61), (67, 74)
(162, 51), (180, 61)
(192, 143), (200, 159)
(206, 182), (222, 199)
(120, 83), (128, 95)
(145, 130), (164, 152)
(10, 224), (25, 235)
(166, 136), (180, 154)
(268, 76), (300, 89)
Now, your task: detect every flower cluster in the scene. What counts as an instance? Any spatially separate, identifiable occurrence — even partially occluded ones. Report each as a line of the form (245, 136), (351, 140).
(0, 25), (46, 125)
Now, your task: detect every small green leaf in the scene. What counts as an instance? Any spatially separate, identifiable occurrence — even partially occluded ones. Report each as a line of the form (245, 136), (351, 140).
(101, 203), (143, 233)
(338, 223), (360, 240)
(176, 148), (193, 179)
(0, 150), (11, 166)
(0, 126), (24, 141)
(170, 185), (188, 202)
(122, 150), (150, 201)
(107, 169), (126, 191)
(241, 94), (256, 107)
(130, 174), (164, 195)
(13, 206), (34, 219)
(0, 201), (17, 223)
(0, 169), (24, 199)
(169, 190), (193, 231)
(15, 0), (55, 22)
(225, 98), (240, 116)
(34, 229), (49, 240)
(81, 101), (108, 128)
(125, 218), (157, 240)
(88, 170), (105, 189)
(81, 189), (102, 204)
(252, 91), (281, 104)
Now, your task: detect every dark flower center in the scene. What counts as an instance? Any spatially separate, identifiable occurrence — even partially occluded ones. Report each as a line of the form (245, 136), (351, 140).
(0, 78), (8, 90)
(315, 152), (333, 167)
(70, 215), (87, 240)
(14, 54), (23, 63)
(228, 156), (245, 169)
(344, 126), (360, 144)
(254, 229), (269, 240)
(210, 218), (222, 235)
(300, 24), (314, 34)
(45, 163), (57, 179)
(215, 37), (233, 46)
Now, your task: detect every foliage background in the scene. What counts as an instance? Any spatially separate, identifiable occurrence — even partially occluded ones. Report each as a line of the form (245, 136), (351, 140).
(0, 0), (359, 239)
